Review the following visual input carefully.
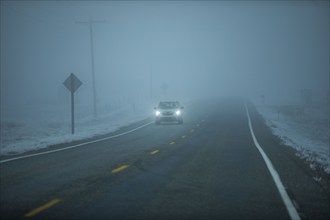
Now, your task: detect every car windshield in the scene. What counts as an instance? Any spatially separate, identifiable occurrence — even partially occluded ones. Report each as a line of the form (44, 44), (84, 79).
(158, 102), (179, 109)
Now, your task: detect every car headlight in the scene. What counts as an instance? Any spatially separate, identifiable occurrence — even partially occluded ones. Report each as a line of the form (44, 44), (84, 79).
(176, 110), (181, 116)
(155, 111), (161, 116)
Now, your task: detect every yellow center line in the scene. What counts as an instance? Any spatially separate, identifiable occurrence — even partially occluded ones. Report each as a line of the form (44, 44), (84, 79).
(150, 150), (159, 155)
(111, 164), (130, 174)
(181, 135), (186, 139)
(169, 141), (175, 145)
(25, 198), (61, 217)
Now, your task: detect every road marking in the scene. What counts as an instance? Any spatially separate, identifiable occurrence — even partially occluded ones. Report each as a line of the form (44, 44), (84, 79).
(111, 165), (130, 174)
(245, 103), (301, 220)
(190, 129), (194, 133)
(150, 150), (159, 155)
(24, 198), (61, 217)
(181, 135), (186, 139)
(1, 121), (154, 164)
(169, 141), (175, 145)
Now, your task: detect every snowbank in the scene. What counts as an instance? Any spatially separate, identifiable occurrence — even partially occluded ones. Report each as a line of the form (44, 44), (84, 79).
(0, 100), (153, 155)
(255, 104), (330, 174)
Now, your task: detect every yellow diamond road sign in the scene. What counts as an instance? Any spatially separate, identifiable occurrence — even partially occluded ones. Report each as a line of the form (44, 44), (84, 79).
(63, 73), (82, 93)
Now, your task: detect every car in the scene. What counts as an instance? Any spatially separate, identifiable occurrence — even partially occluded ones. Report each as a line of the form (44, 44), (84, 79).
(154, 101), (184, 125)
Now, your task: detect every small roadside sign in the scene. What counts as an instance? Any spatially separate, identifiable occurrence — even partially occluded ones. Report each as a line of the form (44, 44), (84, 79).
(63, 73), (82, 134)
(63, 73), (82, 93)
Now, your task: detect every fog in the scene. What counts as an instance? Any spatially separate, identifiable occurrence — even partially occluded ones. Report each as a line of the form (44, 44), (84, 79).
(1, 1), (329, 116)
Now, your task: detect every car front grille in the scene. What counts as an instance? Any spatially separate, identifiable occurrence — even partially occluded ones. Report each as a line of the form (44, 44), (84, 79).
(162, 111), (174, 116)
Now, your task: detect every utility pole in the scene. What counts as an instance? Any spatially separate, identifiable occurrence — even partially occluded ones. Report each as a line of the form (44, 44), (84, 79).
(76, 17), (105, 118)
(149, 38), (153, 100)
(150, 57), (153, 100)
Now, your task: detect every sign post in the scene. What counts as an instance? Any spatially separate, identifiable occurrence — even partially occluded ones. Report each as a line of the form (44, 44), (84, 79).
(63, 73), (82, 134)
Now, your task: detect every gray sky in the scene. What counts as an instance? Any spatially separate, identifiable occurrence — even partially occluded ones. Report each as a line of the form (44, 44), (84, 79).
(1, 0), (329, 109)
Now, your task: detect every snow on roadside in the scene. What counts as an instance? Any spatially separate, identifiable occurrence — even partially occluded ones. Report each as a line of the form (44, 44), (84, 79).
(0, 101), (152, 156)
(255, 104), (330, 174)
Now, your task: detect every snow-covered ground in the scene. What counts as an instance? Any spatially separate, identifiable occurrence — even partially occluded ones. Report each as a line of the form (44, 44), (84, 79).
(2, 97), (329, 176)
(0, 100), (154, 156)
(255, 103), (330, 174)
(1, 98), (193, 156)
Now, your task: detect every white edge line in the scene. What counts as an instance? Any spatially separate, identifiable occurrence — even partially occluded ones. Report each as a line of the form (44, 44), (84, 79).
(244, 102), (301, 220)
(0, 121), (153, 164)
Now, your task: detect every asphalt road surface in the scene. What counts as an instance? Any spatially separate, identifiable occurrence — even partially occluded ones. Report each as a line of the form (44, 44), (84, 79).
(1, 98), (329, 220)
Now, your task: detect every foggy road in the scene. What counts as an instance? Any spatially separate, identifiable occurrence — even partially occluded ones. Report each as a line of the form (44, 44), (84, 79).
(0, 99), (329, 220)
(1, 1), (329, 219)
